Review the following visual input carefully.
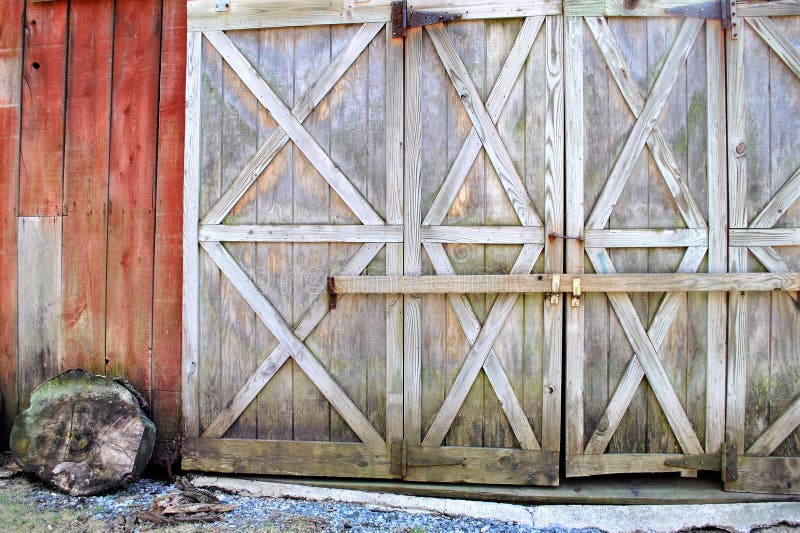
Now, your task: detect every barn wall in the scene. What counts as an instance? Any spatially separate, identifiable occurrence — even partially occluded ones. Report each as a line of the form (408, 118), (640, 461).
(0, 0), (186, 462)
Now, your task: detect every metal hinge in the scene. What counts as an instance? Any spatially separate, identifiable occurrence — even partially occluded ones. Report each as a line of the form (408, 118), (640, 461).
(327, 277), (337, 310)
(215, 0), (230, 12)
(665, 0), (739, 39)
(391, 0), (461, 38)
(664, 442), (739, 481)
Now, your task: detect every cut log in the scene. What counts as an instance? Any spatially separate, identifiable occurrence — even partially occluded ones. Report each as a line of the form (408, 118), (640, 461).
(10, 369), (156, 495)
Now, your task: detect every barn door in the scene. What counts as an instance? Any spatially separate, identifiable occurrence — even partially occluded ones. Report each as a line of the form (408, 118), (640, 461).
(182, 14), (404, 477)
(564, 5), (729, 476)
(401, 10), (563, 484)
(726, 3), (800, 494)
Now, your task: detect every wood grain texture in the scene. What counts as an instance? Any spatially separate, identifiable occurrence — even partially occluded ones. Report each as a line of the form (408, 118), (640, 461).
(184, 438), (396, 479)
(188, 0), (561, 31)
(153, 0), (187, 429)
(202, 241), (385, 445)
(60, 0), (113, 376)
(18, 0), (67, 216)
(105, 0), (162, 396)
(0, 0), (24, 445)
(334, 273), (800, 294)
(17, 217), (62, 410)
(182, 30), (202, 438)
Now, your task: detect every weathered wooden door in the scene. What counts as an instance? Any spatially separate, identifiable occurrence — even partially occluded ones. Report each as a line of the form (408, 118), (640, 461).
(401, 11), (563, 484)
(182, 0), (563, 485)
(182, 15), (403, 477)
(563, 4), (729, 477)
(726, 3), (800, 494)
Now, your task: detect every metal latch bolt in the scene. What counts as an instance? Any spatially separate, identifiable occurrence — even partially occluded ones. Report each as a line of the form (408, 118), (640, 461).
(571, 278), (581, 307)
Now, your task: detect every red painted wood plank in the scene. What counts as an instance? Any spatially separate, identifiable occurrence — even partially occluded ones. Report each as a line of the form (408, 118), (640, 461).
(60, 0), (114, 375)
(18, 0), (67, 216)
(105, 0), (162, 399)
(0, 0), (24, 448)
(152, 0), (186, 403)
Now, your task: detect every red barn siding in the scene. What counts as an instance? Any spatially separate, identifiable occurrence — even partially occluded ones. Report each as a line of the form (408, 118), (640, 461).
(0, 0), (185, 457)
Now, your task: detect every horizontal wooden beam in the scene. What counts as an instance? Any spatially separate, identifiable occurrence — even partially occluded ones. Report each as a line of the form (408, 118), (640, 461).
(183, 438), (397, 479)
(189, 0), (561, 31)
(585, 229), (707, 248)
(737, 0), (800, 17)
(566, 454), (695, 477)
(199, 224), (544, 244)
(331, 273), (800, 294)
(730, 228), (800, 248)
(403, 446), (558, 486)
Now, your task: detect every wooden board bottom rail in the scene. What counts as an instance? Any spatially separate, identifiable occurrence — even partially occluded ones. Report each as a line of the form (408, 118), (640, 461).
(330, 273), (800, 295)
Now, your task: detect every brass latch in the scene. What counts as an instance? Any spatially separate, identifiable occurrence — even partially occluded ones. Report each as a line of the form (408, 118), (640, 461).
(664, 442), (738, 481)
(391, 0), (461, 38)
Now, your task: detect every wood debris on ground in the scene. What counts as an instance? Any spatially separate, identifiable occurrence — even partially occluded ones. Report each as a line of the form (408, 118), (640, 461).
(0, 453), (20, 479)
(136, 477), (237, 525)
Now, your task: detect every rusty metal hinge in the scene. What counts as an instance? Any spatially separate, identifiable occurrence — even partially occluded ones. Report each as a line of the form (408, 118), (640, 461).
(327, 277), (337, 310)
(391, 0), (461, 38)
(665, 0), (739, 39)
(664, 442), (739, 482)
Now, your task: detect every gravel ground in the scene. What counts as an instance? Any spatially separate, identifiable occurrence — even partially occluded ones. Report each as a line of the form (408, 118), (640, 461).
(0, 475), (599, 533)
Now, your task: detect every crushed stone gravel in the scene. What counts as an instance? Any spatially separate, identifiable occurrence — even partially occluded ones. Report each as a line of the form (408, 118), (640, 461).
(1, 475), (600, 532)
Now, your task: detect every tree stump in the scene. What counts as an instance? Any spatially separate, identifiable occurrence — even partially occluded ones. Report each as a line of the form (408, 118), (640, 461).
(10, 369), (156, 495)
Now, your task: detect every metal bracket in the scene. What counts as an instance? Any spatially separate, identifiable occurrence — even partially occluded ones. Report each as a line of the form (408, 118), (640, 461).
(571, 278), (581, 307)
(327, 277), (337, 310)
(665, 0), (739, 38)
(664, 442), (738, 482)
(215, 0), (230, 12)
(391, 0), (461, 38)
(550, 275), (561, 305)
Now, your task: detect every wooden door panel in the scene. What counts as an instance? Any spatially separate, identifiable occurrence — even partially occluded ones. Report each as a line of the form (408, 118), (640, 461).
(726, 10), (800, 494)
(565, 13), (728, 477)
(183, 21), (402, 477)
(403, 15), (563, 485)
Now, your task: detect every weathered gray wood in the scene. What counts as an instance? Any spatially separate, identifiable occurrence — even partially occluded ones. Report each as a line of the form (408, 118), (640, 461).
(202, 23), (383, 225)
(17, 217), (62, 410)
(11, 370), (155, 496)
(333, 272), (800, 294)
(385, 22), (404, 444)
(184, 438), (397, 479)
(202, 241), (385, 445)
(188, 0), (562, 31)
(182, 31), (202, 438)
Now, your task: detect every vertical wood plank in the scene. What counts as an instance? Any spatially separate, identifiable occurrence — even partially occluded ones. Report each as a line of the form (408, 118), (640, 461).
(404, 27), (423, 446)
(705, 20), (727, 453)
(219, 29), (258, 439)
(292, 26), (331, 442)
(17, 217), (62, 409)
(153, 0), (187, 443)
(61, 0), (114, 376)
(254, 26), (294, 441)
(0, 0), (24, 444)
(483, 18), (518, 450)
(726, 22), (748, 455)
(18, 0), (67, 216)
(182, 30), (202, 438)
(329, 24), (369, 443)
(385, 24), (404, 443)
(106, 0), (162, 397)
(565, 16), (585, 462)
(542, 15), (564, 454)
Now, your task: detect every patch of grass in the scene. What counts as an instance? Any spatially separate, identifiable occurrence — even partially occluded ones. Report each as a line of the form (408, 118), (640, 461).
(0, 484), (108, 532)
